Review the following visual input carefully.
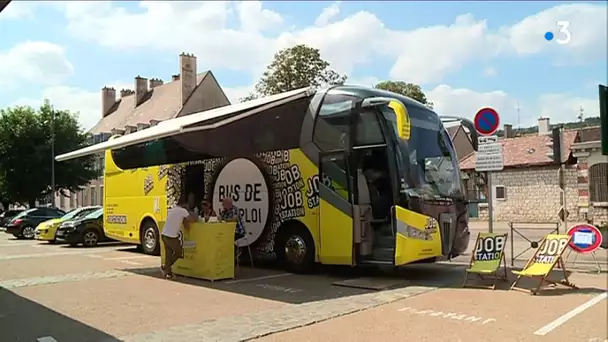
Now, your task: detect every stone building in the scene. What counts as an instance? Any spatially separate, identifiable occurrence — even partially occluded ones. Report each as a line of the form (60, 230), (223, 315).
(52, 53), (230, 210)
(570, 127), (608, 224)
(460, 117), (581, 223)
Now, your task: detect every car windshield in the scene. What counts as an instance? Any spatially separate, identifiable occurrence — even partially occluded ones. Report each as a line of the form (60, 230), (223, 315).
(62, 207), (98, 220)
(83, 208), (103, 219)
(382, 104), (462, 199)
(12, 208), (36, 219)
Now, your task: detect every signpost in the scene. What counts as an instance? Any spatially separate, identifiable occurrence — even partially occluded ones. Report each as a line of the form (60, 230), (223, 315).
(565, 224), (603, 273)
(474, 108), (504, 233)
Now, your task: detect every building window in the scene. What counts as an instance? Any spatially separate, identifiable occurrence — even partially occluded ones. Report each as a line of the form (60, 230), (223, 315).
(59, 193), (65, 209)
(90, 186), (97, 206)
(589, 163), (608, 202)
(100, 186), (104, 206)
(494, 185), (506, 200)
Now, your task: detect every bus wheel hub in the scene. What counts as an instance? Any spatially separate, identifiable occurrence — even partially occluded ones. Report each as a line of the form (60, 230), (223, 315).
(285, 236), (306, 264)
(144, 229), (156, 249)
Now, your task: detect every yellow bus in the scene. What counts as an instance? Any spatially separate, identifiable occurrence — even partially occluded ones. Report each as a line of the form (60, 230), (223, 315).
(57, 85), (479, 272)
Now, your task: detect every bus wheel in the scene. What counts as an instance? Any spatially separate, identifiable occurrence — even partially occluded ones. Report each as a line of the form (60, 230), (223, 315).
(140, 220), (160, 256)
(276, 224), (315, 273)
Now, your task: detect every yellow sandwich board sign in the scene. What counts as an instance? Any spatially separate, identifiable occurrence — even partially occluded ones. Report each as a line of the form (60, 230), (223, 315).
(463, 233), (508, 289)
(510, 234), (578, 295)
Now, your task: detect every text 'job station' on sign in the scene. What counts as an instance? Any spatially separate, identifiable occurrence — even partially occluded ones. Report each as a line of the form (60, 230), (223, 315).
(463, 232), (509, 290)
(510, 234), (578, 295)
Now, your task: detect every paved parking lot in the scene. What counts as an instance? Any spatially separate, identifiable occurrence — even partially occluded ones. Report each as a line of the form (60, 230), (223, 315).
(0, 231), (606, 342)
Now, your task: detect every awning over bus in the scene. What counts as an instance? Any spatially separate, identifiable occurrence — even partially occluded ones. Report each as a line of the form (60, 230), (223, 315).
(55, 87), (312, 162)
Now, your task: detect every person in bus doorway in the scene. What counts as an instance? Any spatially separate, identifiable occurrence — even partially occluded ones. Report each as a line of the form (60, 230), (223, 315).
(219, 197), (246, 241)
(160, 198), (196, 279)
(201, 199), (218, 223)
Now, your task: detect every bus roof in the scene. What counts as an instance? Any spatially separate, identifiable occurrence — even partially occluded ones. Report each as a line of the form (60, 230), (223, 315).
(329, 85), (435, 113)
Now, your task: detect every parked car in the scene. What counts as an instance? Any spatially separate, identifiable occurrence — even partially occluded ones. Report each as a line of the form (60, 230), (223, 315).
(35, 206), (102, 243)
(56, 208), (111, 247)
(4, 207), (66, 239)
(0, 209), (25, 227)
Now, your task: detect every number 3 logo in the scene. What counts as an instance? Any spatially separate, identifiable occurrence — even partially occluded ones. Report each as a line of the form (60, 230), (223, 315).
(556, 21), (571, 45)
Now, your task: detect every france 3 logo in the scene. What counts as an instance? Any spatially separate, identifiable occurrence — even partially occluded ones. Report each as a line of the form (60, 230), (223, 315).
(475, 235), (506, 261)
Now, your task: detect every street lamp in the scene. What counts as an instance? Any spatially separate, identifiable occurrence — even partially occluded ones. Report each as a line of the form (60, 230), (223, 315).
(45, 99), (55, 207)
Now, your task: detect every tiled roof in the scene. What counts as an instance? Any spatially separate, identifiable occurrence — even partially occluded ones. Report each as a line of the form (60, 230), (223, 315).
(576, 126), (601, 143)
(89, 72), (209, 134)
(459, 130), (578, 170)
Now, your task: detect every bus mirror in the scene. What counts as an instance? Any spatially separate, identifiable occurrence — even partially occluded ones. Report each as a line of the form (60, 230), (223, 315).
(388, 100), (411, 140)
(439, 116), (479, 151)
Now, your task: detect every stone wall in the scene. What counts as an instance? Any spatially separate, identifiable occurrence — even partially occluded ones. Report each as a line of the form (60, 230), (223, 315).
(477, 165), (581, 222)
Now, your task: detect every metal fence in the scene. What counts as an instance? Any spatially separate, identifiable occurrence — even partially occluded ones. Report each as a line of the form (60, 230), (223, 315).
(509, 222), (560, 266)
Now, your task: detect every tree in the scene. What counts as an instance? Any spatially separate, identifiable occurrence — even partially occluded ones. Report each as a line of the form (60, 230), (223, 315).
(241, 44), (347, 102)
(0, 103), (97, 207)
(374, 81), (434, 109)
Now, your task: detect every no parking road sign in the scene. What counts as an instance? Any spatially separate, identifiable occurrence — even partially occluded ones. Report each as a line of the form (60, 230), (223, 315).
(567, 224), (603, 254)
(474, 107), (500, 136)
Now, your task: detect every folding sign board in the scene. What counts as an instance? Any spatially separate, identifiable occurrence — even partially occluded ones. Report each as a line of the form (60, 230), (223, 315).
(463, 233), (508, 290)
(510, 234), (578, 295)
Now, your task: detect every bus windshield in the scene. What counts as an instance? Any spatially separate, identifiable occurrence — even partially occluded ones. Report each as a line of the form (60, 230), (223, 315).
(382, 104), (462, 200)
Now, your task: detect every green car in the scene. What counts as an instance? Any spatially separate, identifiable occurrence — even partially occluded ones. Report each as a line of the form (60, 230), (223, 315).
(35, 206), (102, 243)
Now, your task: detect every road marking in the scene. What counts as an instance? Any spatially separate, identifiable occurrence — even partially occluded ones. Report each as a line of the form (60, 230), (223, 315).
(104, 255), (151, 261)
(0, 250), (114, 261)
(119, 260), (143, 266)
(256, 283), (303, 293)
(37, 336), (59, 342)
(534, 292), (608, 336)
(0, 242), (41, 247)
(224, 273), (292, 284)
(398, 307), (496, 325)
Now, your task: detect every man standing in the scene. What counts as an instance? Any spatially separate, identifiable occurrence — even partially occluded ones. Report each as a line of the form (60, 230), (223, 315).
(161, 198), (195, 279)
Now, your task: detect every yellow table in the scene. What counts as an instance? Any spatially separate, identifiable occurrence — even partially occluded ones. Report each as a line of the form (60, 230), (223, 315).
(160, 221), (235, 281)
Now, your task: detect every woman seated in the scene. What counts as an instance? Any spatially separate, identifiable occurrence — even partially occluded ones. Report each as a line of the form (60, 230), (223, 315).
(200, 200), (218, 222)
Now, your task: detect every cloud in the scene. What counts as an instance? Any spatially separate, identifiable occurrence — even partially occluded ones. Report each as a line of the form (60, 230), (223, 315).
(53, 2), (605, 84)
(0, 42), (74, 88)
(11, 81), (131, 132)
(483, 67), (497, 77)
(315, 1), (341, 26)
(427, 84), (599, 128)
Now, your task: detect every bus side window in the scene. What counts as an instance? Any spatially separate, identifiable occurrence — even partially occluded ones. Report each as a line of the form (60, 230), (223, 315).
(355, 111), (385, 146)
(313, 94), (356, 151)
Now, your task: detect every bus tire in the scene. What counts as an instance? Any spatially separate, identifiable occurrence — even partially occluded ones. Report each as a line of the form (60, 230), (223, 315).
(275, 222), (315, 273)
(140, 219), (160, 256)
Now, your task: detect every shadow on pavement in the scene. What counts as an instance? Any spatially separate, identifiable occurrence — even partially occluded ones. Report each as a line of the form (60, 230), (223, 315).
(123, 261), (470, 305)
(0, 287), (120, 342)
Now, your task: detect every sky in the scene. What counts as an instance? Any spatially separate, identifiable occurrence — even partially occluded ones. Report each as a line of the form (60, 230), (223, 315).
(0, 1), (606, 131)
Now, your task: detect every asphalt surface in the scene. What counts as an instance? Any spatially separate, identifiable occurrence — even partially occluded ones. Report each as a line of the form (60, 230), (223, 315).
(0, 228), (606, 342)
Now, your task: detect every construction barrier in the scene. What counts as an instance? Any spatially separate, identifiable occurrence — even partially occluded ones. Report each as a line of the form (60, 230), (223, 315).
(463, 232), (508, 290)
(510, 234), (578, 295)
(509, 222), (559, 266)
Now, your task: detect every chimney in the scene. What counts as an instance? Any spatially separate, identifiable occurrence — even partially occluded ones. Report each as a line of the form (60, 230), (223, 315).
(149, 78), (164, 89)
(503, 124), (513, 139)
(101, 87), (116, 118)
(179, 53), (197, 105)
(134, 76), (148, 106)
(136, 122), (150, 131)
(149, 119), (162, 126)
(110, 128), (125, 136)
(124, 125), (137, 134)
(538, 117), (551, 135)
(171, 74), (180, 82)
(120, 89), (134, 98)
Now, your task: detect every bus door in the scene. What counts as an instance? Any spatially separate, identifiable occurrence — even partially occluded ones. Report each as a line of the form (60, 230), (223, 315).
(318, 151), (355, 265)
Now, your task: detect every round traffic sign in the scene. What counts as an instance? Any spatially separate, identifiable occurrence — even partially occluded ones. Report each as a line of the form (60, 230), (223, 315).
(474, 107), (500, 136)
(567, 224), (603, 253)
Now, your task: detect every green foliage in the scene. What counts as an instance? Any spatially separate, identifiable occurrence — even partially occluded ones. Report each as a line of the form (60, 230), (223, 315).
(0, 103), (97, 206)
(241, 44), (347, 102)
(374, 81), (434, 109)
